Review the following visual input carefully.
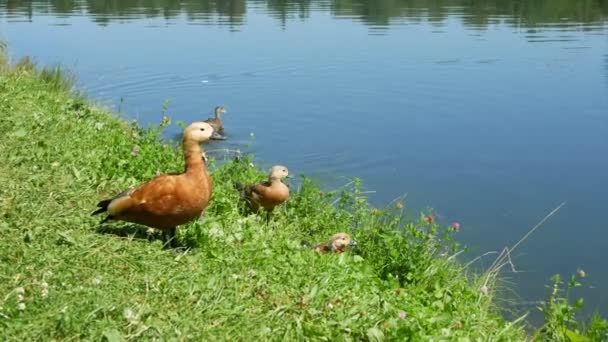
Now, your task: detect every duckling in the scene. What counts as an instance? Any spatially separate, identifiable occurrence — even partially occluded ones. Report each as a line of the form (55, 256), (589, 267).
(312, 233), (357, 254)
(92, 121), (215, 248)
(234, 165), (290, 224)
(205, 106), (228, 140)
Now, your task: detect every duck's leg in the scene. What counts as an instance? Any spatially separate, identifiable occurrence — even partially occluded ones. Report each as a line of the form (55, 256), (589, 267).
(266, 210), (272, 226)
(163, 227), (177, 248)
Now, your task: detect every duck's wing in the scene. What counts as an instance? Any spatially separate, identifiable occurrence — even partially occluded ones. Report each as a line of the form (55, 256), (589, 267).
(103, 175), (190, 219)
(204, 118), (221, 130)
(314, 243), (333, 254)
(126, 175), (185, 212)
(250, 181), (272, 197)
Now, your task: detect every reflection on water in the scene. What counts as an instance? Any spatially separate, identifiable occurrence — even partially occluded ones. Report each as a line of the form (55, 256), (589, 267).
(2, 0), (608, 32)
(1, 0), (608, 323)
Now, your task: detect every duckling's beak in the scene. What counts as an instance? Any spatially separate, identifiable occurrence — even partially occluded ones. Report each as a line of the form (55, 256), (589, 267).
(285, 175), (293, 179)
(349, 240), (357, 247)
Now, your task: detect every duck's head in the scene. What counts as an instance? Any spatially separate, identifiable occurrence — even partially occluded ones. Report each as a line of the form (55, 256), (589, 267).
(330, 232), (357, 251)
(183, 121), (215, 144)
(269, 165), (289, 181)
(215, 106), (227, 116)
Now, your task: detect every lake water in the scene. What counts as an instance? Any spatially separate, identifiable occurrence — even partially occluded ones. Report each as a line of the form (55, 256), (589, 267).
(2, 0), (607, 321)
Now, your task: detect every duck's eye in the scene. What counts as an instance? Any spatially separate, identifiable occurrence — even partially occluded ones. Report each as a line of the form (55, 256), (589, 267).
(200, 128), (205, 131)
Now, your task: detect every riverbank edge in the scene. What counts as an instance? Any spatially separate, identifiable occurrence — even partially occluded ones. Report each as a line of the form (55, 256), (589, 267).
(0, 49), (603, 340)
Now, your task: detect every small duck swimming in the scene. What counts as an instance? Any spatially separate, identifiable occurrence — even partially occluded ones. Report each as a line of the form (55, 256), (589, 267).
(234, 165), (290, 224)
(205, 106), (228, 140)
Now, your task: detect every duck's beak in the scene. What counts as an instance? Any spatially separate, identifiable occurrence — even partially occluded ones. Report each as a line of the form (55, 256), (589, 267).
(211, 131), (227, 140)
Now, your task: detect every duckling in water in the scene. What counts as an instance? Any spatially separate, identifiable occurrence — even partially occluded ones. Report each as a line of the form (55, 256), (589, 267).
(92, 121), (215, 248)
(310, 233), (357, 254)
(205, 106), (228, 140)
(234, 165), (290, 224)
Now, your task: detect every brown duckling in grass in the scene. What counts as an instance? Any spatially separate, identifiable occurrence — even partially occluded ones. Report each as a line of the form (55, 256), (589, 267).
(316, 232), (357, 254)
(92, 121), (215, 248)
(303, 233), (357, 254)
(205, 106), (228, 140)
(234, 165), (290, 224)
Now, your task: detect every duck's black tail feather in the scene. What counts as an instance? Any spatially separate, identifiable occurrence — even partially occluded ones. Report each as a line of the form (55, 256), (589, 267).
(99, 215), (113, 224)
(91, 198), (112, 216)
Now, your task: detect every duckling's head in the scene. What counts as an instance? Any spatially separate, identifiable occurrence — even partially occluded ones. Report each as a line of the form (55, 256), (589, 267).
(330, 232), (356, 251)
(215, 106), (227, 116)
(269, 165), (289, 181)
(183, 121), (215, 144)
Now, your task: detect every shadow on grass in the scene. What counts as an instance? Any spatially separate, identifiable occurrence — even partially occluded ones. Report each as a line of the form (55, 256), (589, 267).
(95, 224), (196, 250)
(96, 224), (159, 240)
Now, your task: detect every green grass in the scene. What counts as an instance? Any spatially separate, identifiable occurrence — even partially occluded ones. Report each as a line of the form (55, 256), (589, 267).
(0, 49), (604, 341)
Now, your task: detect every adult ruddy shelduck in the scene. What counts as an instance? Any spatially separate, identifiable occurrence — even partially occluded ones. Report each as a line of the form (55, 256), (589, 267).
(313, 233), (357, 254)
(92, 121), (215, 247)
(204, 106), (227, 140)
(234, 165), (290, 224)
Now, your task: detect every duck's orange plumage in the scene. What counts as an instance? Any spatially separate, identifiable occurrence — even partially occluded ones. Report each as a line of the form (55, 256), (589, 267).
(92, 121), (215, 246)
(234, 165), (290, 223)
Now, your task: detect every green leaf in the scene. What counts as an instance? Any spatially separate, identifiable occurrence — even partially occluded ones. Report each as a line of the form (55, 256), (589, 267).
(367, 327), (385, 342)
(353, 255), (364, 263)
(57, 232), (76, 246)
(12, 128), (26, 137)
(102, 329), (125, 342)
(565, 329), (591, 342)
(71, 166), (81, 180)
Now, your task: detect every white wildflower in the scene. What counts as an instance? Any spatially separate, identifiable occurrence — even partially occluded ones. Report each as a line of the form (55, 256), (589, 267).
(208, 225), (224, 238)
(15, 287), (25, 302)
(40, 281), (49, 298)
(123, 307), (139, 325)
(480, 284), (488, 296)
(17, 302), (26, 311)
(92, 277), (102, 286)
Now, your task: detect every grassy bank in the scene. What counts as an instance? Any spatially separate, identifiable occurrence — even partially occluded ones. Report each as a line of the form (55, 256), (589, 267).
(0, 49), (604, 341)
